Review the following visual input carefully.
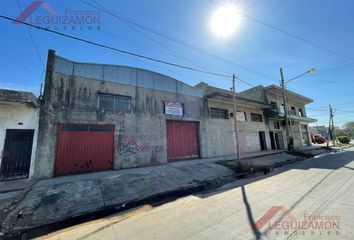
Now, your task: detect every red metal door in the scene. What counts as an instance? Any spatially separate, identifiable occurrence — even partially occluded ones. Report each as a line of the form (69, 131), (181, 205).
(55, 124), (114, 176)
(166, 121), (199, 161)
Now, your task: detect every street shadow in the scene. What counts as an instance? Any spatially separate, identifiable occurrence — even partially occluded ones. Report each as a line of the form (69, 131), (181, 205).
(290, 150), (354, 171)
(241, 185), (261, 240)
(261, 170), (336, 236)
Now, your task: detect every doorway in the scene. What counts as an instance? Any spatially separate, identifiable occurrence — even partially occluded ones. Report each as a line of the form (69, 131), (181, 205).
(55, 124), (114, 176)
(269, 131), (276, 150)
(275, 132), (284, 149)
(166, 120), (199, 161)
(0, 129), (34, 180)
(259, 131), (267, 151)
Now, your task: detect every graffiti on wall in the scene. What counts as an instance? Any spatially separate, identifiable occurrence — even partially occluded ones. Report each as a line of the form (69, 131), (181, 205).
(119, 135), (150, 157)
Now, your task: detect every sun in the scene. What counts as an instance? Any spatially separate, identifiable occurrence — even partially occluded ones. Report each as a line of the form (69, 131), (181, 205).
(210, 4), (241, 37)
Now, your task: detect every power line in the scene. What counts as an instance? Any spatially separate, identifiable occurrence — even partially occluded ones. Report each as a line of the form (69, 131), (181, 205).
(0, 14), (232, 79)
(307, 108), (328, 112)
(0, 51), (42, 79)
(77, 0), (279, 84)
(87, 0), (214, 73)
(16, 0), (44, 69)
(208, 0), (354, 61)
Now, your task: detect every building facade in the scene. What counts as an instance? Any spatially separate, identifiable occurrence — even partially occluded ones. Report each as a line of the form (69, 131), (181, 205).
(0, 89), (39, 181)
(31, 50), (317, 179)
(34, 50), (208, 179)
(239, 85), (316, 149)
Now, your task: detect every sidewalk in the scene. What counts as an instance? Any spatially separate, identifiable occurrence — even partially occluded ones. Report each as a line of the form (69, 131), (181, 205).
(0, 149), (312, 236)
(240, 152), (302, 169)
(0, 158), (235, 235)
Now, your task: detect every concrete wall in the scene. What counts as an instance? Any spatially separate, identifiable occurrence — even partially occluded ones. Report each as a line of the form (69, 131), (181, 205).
(202, 99), (272, 156)
(34, 72), (203, 179)
(0, 102), (39, 178)
(268, 119), (286, 149)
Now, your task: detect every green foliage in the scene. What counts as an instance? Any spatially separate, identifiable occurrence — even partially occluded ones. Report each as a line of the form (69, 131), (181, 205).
(343, 121), (354, 138)
(337, 136), (350, 144)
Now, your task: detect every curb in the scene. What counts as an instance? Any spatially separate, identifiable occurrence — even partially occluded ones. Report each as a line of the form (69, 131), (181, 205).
(1, 174), (238, 239)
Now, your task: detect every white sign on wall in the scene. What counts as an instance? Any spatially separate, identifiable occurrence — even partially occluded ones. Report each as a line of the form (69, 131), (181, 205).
(236, 111), (246, 121)
(164, 102), (183, 116)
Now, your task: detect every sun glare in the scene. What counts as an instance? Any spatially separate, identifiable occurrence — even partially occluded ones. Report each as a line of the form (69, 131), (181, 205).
(211, 4), (241, 38)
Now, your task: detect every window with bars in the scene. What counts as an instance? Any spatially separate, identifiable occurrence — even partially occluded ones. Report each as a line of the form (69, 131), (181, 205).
(210, 108), (229, 119)
(98, 93), (131, 112)
(251, 113), (263, 122)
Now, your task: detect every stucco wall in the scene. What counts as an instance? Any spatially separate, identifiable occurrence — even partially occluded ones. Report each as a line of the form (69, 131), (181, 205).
(0, 102), (39, 178)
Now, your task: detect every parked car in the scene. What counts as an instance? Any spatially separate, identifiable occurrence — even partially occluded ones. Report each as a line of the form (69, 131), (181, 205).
(311, 134), (327, 144)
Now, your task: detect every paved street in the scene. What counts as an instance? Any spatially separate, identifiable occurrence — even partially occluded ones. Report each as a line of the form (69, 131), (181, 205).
(40, 148), (354, 240)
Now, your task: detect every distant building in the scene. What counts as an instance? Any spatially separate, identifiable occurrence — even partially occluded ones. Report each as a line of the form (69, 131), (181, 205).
(0, 89), (39, 180)
(309, 125), (328, 137)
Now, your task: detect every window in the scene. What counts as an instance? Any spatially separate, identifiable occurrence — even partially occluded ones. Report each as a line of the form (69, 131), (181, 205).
(210, 108), (229, 119)
(270, 101), (277, 110)
(251, 113), (263, 122)
(98, 93), (131, 112)
(62, 125), (88, 132)
(274, 121), (280, 129)
(62, 125), (113, 132)
(290, 106), (296, 115)
(280, 104), (285, 114)
(236, 111), (247, 122)
(299, 108), (304, 117)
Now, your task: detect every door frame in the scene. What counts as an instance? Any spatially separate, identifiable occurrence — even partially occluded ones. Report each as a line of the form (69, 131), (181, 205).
(258, 131), (267, 151)
(269, 131), (276, 150)
(0, 129), (35, 181)
(166, 119), (200, 161)
(54, 123), (115, 176)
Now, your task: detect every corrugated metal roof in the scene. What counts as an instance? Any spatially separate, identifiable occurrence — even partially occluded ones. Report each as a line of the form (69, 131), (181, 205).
(53, 55), (204, 98)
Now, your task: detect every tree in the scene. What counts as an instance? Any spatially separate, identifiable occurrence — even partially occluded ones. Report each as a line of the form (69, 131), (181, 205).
(343, 121), (354, 139)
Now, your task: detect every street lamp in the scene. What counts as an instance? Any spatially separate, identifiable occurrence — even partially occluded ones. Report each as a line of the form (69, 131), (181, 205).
(280, 68), (315, 151)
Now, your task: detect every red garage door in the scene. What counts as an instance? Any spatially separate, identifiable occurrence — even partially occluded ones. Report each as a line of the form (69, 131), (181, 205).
(166, 121), (199, 161)
(55, 124), (114, 176)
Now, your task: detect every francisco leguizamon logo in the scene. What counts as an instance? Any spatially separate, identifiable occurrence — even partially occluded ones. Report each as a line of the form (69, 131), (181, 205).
(13, 1), (101, 30)
(253, 206), (340, 237)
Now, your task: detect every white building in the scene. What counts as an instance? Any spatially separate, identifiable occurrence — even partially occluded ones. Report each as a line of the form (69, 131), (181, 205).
(0, 89), (39, 181)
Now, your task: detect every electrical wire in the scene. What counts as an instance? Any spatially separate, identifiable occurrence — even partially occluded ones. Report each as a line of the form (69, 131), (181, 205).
(76, 0), (279, 84)
(89, 0), (215, 73)
(208, 0), (354, 61)
(0, 14), (232, 79)
(15, 0), (44, 69)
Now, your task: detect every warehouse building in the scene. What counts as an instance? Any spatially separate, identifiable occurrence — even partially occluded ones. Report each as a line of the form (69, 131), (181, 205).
(31, 50), (316, 179)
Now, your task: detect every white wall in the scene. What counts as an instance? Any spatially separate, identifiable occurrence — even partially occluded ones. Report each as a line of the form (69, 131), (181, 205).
(0, 101), (39, 179)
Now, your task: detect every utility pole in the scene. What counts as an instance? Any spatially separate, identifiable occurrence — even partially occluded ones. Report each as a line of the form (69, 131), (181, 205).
(232, 74), (241, 170)
(280, 68), (293, 151)
(328, 104), (334, 147)
(331, 105), (336, 146)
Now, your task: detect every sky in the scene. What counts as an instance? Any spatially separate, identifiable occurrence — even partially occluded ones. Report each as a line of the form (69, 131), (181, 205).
(1, 0), (354, 127)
